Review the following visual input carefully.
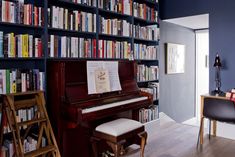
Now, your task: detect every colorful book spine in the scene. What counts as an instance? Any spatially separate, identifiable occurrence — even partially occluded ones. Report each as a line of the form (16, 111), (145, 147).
(0, 69), (45, 94)
(1, 0), (43, 26)
(48, 6), (96, 32)
(0, 31), (3, 57)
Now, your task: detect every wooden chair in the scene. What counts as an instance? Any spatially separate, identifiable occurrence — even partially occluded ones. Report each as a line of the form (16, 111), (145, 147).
(91, 118), (147, 157)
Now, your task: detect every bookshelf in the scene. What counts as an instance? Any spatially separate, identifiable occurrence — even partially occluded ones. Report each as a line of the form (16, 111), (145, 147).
(0, 0), (159, 154)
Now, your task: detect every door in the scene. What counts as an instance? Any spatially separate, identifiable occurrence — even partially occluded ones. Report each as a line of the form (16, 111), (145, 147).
(196, 30), (209, 122)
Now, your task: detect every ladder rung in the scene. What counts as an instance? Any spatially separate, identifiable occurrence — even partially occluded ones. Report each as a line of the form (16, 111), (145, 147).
(24, 145), (56, 157)
(4, 91), (42, 96)
(17, 118), (47, 127)
(14, 98), (37, 110)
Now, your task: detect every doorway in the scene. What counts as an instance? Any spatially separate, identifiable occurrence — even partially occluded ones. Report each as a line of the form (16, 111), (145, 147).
(195, 30), (209, 122)
(182, 30), (209, 126)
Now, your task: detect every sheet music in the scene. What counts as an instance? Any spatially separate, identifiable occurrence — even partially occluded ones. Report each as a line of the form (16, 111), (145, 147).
(87, 61), (122, 94)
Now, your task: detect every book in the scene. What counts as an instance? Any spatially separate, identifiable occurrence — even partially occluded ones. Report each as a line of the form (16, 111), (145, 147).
(0, 31), (3, 57)
(0, 69), (44, 94)
(1, 0), (43, 26)
(49, 6), (96, 32)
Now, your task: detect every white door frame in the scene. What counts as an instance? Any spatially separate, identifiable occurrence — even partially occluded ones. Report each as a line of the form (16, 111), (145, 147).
(195, 29), (209, 122)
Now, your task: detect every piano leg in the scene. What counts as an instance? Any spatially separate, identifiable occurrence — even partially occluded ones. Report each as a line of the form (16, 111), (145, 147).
(63, 126), (91, 157)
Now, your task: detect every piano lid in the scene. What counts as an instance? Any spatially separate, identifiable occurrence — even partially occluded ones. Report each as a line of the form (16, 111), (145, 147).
(64, 60), (140, 104)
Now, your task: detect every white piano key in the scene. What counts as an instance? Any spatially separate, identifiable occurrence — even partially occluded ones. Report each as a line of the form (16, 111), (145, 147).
(82, 96), (148, 114)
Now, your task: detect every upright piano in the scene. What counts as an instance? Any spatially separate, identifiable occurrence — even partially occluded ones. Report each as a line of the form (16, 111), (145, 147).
(47, 60), (153, 157)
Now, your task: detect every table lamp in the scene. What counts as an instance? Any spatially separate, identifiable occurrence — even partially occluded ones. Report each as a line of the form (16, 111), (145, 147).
(211, 54), (224, 95)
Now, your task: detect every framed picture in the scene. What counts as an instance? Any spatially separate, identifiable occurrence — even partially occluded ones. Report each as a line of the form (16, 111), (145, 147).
(165, 43), (185, 74)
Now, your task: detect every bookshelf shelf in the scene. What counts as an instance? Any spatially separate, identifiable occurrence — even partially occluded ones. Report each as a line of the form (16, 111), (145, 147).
(134, 0), (158, 6)
(46, 58), (129, 61)
(133, 17), (158, 25)
(137, 80), (159, 83)
(0, 22), (44, 30)
(99, 33), (132, 41)
(48, 28), (96, 37)
(51, 0), (96, 12)
(98, 8), (132, 18)
(135, 59), (158, 62)
(153, 99), (159, 104)
(0, 58), (45, 61)
(134, 38), (159, 44)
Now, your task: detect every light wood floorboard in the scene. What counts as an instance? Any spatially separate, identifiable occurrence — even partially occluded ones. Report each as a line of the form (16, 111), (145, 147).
(124, 120), (235, 157)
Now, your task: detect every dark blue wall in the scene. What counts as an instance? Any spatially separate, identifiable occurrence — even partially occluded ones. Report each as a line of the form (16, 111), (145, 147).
(160, 0), (235, 92)
(159, 21), (195, 122)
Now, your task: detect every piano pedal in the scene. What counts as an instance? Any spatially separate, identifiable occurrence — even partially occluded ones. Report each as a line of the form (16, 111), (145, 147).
(102, 152), (109, 157)
(106, 150), (115, 157)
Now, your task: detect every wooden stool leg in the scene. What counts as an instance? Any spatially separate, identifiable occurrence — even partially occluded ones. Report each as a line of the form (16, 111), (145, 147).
(91, 137), (100, 157)
(138, 131), (147, 157)
(107, 141), (121, 157)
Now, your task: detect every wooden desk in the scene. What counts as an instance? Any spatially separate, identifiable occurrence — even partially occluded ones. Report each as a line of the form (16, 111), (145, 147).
(200, 94), (229, 144)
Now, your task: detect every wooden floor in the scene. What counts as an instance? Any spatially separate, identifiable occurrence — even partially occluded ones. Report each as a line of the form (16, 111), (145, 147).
(124, 119), (235, 157)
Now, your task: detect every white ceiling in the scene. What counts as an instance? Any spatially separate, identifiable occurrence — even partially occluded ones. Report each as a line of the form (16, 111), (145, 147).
(164, 14), (209, 30)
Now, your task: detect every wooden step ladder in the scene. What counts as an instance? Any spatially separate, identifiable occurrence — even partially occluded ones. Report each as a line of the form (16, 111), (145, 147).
(0, 91), (61, 157)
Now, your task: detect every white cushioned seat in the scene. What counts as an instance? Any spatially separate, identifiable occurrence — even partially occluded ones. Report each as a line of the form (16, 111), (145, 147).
(95, 118), (143, 136)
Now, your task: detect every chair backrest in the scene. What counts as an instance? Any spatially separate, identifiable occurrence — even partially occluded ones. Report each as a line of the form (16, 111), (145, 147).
(203, 98), (235, 123)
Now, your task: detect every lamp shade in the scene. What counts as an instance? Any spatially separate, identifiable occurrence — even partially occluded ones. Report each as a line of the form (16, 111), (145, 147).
(213, 54), (222, 67)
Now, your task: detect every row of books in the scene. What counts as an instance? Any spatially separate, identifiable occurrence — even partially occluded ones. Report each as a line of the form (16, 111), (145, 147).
(99, 17), (132, 36)
(0, 32), (42, 58)
(133, 25), (159, 41)
(137, 65), (159, 82)
(133, 2), (158, 22)
(1, 136), (46, 157)
(139, 105), (158, 123)
(48, 35), (157, 59)
(1, 0), (44, 26)
(140, 83), (159, 101)
(148, 82), (159, 100)
(48, 35), (96, 58)
(98, 0), (132, 15)
(48, 6), (96, 32)
(134, 44), (157, 60)
(98, 40), (131, 59)
(0, 69), (45, 94)
(67, 0), (96, 6)
(2, 106), (38, 133)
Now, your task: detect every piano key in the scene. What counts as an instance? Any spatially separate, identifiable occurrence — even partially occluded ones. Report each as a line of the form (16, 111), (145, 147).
(82, 96), (148, 114)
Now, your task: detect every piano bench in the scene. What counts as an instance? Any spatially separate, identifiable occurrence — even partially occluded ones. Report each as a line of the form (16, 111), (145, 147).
(91, 118), (147, 157)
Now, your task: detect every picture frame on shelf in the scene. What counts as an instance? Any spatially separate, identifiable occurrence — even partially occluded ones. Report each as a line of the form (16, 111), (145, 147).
(165, 43), (185, 74)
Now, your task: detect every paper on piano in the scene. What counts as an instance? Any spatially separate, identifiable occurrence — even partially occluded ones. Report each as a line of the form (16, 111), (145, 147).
(95, 68), (110, 93)
(87, 61), (122, 94)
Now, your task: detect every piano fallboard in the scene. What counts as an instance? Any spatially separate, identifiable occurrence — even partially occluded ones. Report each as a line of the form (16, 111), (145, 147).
(63, 94), (152, 124)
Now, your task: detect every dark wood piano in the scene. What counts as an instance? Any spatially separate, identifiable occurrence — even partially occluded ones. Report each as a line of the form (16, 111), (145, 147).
(47, 60), (153, 157)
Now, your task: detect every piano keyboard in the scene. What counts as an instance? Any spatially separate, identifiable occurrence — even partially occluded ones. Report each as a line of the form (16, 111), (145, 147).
(82, 96), (148, 114)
